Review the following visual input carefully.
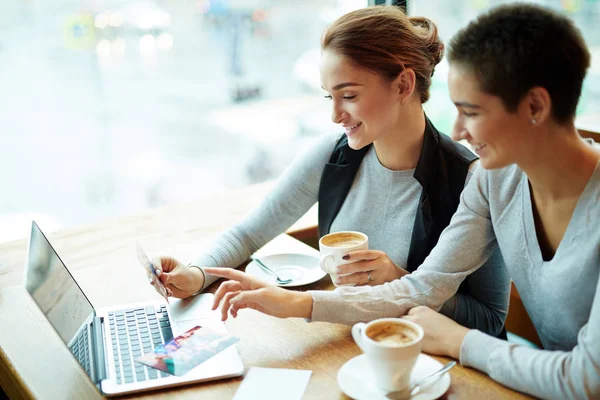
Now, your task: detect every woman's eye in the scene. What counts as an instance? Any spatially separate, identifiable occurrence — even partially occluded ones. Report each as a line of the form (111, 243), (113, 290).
(462, 111), (476, 117)
(324, 94), (356, 100)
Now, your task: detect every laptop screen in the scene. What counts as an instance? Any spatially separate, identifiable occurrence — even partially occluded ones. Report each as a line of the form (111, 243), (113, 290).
(24, 221), (95, 345)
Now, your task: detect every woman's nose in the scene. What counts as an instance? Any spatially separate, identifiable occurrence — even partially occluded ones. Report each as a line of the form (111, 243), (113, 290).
(331, 103), (346, 124)
(451, 120), (468, 141)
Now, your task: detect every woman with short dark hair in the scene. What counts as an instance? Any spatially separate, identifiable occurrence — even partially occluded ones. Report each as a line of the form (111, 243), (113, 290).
(207, 4), (600, 399)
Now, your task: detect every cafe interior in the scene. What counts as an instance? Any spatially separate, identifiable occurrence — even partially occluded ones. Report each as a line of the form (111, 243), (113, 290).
(0, 0), (599, 399)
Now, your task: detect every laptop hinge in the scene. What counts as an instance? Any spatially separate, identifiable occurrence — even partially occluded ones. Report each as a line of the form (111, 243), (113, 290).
(91, 316), (107, 383)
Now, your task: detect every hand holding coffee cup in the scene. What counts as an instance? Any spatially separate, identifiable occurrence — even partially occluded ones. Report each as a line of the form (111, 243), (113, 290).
(351, 318), (423, 392)
(318, 231), (368, 287)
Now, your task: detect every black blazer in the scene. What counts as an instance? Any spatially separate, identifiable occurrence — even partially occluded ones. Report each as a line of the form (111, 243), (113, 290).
(317, 116), (477, 273)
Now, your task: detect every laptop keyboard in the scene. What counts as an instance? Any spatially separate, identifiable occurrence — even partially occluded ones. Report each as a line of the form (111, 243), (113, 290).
(108, 304), (174, 384)
(70, 327), (92, 376)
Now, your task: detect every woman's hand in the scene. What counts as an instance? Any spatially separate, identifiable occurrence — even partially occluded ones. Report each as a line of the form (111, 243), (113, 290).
(334, 250), (409, 286)
(152, 256), (205, 299)
(204, 267), (314, 321)
(402, 306), (470, 359)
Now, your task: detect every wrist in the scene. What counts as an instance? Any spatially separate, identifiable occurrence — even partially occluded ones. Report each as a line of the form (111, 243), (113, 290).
(295, 291), (314, 319)
(447, 327), (470, 360)
(188, 264), (206, 294)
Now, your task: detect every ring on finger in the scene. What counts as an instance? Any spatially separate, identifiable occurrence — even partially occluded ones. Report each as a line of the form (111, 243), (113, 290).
(367, 271), (372, 283)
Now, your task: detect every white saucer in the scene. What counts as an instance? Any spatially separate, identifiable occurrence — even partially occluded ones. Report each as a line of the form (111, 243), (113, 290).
(245, 253), (327, 287)
(337, 354), (451, 400)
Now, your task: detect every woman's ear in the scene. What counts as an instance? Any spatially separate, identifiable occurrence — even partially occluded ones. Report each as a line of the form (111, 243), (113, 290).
(395, 69), (417, 105)
(526, 87), (552, 125)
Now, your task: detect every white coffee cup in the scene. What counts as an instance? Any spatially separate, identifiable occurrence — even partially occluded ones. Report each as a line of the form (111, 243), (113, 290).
(318, 231), (368, 287)
(351, 318), (424, 391)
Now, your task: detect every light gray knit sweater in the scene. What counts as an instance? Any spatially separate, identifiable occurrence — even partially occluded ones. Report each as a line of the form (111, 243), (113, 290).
(310, 149), (600, 400)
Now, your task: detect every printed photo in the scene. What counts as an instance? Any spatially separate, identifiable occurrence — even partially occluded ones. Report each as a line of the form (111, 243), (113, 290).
(135, 325), (239, 376)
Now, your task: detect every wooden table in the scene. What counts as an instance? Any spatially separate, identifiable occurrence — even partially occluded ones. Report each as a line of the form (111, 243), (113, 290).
(0, 182), (532, 399)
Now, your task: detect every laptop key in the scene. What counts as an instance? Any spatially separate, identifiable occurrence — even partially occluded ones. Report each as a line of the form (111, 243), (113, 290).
(159, 321), (170, 329)
(161, 328), (173, 343)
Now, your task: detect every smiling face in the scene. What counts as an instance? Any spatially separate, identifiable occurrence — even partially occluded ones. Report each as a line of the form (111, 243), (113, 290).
(320, 50), (403, 150)
(448, 64), (532, 170)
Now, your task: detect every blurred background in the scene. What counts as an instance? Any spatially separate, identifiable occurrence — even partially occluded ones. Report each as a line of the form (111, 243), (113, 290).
(1, 0), (598, 242)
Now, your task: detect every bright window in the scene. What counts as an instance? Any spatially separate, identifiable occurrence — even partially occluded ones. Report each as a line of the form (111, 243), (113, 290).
(0, 0), (366, 241)
(410, 0), (600, 134)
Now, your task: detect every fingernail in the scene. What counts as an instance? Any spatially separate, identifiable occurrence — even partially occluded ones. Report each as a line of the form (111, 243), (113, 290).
(336, 267), (342, 273)
(342, 255), (349, 260)
(335, 278), (341, 284)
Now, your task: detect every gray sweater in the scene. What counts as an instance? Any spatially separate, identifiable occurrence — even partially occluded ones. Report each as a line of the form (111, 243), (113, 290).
(310, 147), (600, 400)
(195, 132), (510, 335)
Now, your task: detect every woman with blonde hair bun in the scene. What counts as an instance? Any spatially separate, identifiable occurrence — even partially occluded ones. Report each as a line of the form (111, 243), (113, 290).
(152, 6), (510, 338)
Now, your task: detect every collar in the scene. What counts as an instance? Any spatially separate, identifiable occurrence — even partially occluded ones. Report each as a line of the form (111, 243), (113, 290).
(413, 115), (442, 190)
(336, 114), (443, 187)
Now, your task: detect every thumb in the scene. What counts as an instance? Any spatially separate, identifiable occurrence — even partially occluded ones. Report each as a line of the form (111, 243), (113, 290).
(152, 257), (163, 275)
(159, 271), (171, 285)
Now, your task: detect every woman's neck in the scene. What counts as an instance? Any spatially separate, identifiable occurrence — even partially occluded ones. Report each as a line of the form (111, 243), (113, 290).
(373, 106), (426, 171)
(519, 125), (599, 200)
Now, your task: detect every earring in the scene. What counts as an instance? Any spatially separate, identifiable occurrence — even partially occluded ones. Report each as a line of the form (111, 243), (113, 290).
(531, 118), (537, 125)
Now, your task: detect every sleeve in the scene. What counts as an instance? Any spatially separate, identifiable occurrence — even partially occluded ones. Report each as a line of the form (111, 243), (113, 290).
(439, 161), (511, 336)
(460, 276), (600, 400)
(194, 133), (340, 290)
(309, 165), (501, 325)
(441, 247), (510, 336)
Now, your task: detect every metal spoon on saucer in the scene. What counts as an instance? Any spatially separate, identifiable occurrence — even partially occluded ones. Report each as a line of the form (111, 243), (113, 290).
(386, 361), (456, 400)
(251, 257), (293, 285)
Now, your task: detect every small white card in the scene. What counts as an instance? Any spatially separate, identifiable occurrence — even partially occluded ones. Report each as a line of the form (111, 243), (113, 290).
(233, 367), (312, 400)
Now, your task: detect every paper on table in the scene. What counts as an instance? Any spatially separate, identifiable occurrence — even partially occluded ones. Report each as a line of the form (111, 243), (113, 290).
(233, 367), (312, 400)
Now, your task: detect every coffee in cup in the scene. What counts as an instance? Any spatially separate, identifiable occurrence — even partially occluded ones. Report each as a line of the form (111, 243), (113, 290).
(366, 321), (420, 346)
(320, 232), (366, 248)
(319, 231), (368, 287)
(351, 318), (423, 391)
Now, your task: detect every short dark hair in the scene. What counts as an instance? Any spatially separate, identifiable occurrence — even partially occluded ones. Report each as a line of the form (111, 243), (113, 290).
(448, 3), (590, 124)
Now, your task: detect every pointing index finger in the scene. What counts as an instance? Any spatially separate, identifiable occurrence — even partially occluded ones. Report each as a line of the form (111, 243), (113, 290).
(204, 267), (245, 281)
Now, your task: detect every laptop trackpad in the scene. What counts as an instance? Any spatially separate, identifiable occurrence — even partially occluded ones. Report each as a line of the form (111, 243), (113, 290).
(169, 294), (219, 323)
(168, 294), (230, 335)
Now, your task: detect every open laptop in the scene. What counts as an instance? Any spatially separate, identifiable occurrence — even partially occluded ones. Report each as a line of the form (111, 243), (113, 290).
(23, 221), (244, 397)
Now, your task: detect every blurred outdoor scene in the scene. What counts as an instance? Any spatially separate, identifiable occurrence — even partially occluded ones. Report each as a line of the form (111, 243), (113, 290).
(1, 0), (598, 242)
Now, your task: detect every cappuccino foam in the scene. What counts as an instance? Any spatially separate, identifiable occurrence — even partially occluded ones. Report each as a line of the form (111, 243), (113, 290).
(367, 323), (418, 345)
(322, 232), (365, 248)
(327, 239), (364, 248)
